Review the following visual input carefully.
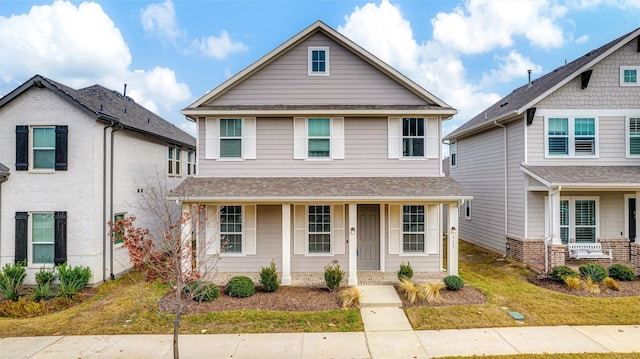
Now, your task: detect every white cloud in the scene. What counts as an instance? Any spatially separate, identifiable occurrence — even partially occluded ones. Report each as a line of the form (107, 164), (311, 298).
(0, 1), (191, 125)
(568, 0), (640, 9)
(480, 51), (543, 87)
(191, 31), (248, 60)
(141, 0), (184, 44)
(575, 34), (589, 44)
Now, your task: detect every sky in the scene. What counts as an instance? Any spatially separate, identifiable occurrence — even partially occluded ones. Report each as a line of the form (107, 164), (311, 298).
(1, 0), (639, 138)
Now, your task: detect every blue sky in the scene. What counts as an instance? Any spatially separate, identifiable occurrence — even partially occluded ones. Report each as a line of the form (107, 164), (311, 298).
(1, 0), (639, 137)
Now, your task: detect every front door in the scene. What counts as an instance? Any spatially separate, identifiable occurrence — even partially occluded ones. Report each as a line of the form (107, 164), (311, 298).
(629, 198), (636, 241)
(357, 204), (380, 270)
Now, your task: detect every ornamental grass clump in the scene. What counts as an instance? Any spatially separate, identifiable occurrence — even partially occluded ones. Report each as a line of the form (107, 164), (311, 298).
(399, 278), (420, 303)
(564, 276), (581, 290)
(226, 276), (255, 298)
(0, 262), (27, 301)
(581, 276), (601, 294)
(397, 262), (414, 281)
(443, 275), (464, 290)
(579, 263), (607, 283)
(421, 282), (445, 304)
(603, 277), (621, 292)
(324, 264), (344, 292)
(339, 286), (361, 309)
(259, 260), (280, 293)
(608, 264), (636, 281)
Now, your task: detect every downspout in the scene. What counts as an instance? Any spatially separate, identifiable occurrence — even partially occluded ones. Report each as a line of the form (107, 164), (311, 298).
(545, 185), (562, 273)
(102, 120), (115, 282)
(109, 124), (123, 280)
(494, 121), (508, 255)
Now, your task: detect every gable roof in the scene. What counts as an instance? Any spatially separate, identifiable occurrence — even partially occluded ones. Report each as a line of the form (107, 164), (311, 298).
(445, 27), (640, 140)
(182, 20), (455, 118)
(0, 75), (195, 148)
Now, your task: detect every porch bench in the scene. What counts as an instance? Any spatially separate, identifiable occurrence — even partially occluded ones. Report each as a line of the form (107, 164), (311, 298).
(567, 243), (612, 260)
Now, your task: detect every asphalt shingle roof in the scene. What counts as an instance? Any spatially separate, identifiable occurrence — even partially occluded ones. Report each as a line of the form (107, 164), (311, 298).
(522, 165), (640, 187)
(0, 162), (9, 176)
(170, 176), (470, 201)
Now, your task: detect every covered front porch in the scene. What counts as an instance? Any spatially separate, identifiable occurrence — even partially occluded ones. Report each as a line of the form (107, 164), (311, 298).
(172, 176), (470, 286)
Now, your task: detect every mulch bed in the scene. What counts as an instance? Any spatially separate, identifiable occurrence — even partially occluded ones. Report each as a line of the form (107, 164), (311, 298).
(396, 285), (487, 307)
(528, 276), (640, 298)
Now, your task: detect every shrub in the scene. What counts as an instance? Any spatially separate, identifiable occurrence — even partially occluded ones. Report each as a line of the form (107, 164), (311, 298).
(564, 276), (581, 290)
(259, 260), (280, 292)
(0, 297), (48, 318)
(339, 286), (361, 309)
(226, 276), (255, 298)
(35, 267), (57, 285)
(57, 263), (92, 298)
(32, 283), (56, 301)
(443, 275), (464, 290)
(398, 278), (420, 303)
(603, 277), (621, 291)
(324, 264), (344, 292)
(579, 263), (607, 283)
(550, 266), (578, 283)
(182, 280), (200, 295)
(0, 262), (27, 301)
(608, 264), (636, 281)
(397, 262), (414, 281)
(193, 283), (220, 302)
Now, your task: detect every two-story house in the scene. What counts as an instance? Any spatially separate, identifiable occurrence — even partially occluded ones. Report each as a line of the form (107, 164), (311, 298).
(0, 75), (196, 285)
(171, 21), (470, 285)
(445, 28), (640, 273)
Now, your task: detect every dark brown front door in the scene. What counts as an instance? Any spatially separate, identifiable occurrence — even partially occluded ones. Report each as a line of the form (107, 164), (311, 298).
(357, 204), (380, 270)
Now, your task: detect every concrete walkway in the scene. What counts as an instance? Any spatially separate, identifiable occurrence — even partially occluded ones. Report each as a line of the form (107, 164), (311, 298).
(1, 285), (639, 358)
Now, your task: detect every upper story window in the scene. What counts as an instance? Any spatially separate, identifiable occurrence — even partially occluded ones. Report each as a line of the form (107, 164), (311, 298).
(175, 147), (181, 175)
(620, 66), (639, 86)
(450, 140), (457, 167)
(204, 117), (256, 160)
(168, 145), (182, 176)
(187, 150), (196, 175)
(308, 46), (330, 76)
(627, 117), (640, 157)
(220, 118), (242, 157)
(293, 117), (344, 160)
(15, 125), (68, 171)
(403, 117), (425, 157)
(545, 117), (597, 157)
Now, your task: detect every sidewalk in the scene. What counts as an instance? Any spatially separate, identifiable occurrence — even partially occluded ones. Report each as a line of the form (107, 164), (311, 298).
(1, 285), (639, 358)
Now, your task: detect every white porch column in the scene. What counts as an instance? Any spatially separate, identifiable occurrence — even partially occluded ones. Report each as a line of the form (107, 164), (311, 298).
(550, 187), (562, 244)
(348, 203), (358, 285)
(447, 202), (459, 276)
(281, 204), (292, 285)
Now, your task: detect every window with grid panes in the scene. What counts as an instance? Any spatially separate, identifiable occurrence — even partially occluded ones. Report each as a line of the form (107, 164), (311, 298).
(32, 127), (56, 169)
(560, 200), (569, 244)
(629, 118), (640, 155)
(575, 200), (596, 243)
(308, 205), (331, 253)
(220, 119), (242, 157)
(32, 212), (55, 264)
(402, 118), (425, 157)
(308, 118), (330, 158)
(402, 205), (425, 252)
(220, 206), (242, 253)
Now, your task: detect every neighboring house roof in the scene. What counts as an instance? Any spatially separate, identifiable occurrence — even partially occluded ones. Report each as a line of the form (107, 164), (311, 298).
(0, 162), (9, 180)
(445, 27), (640, 140)
(521, 165), (640, 189)
(182, 20), (456, 118)
(170, 177), (471, 202)
(0, 75), (195, 149)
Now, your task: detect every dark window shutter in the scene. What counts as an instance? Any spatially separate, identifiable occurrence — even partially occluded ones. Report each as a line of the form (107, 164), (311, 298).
(55, 126), (68, 171)
(15, 212), (28, 264)
(15, 126), (29, 171)
(54, 211), (67, 265)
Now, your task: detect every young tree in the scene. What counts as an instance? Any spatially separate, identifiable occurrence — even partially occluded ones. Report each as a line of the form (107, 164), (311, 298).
(110, 174), (222, 359)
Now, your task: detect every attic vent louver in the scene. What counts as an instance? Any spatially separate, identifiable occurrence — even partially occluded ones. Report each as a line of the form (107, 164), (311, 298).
(581, 70), (593, 89)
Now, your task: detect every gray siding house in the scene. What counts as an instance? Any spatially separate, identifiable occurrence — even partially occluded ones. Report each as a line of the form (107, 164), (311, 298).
(445, 28), (640, 273)
(172, 21), (470, 285)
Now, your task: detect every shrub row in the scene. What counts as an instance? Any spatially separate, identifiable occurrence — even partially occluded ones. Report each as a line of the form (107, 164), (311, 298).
(0, 262), (92, 303)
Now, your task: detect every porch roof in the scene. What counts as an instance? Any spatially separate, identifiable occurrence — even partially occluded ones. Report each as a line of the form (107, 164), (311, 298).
(521, 165), (640, 189)
(170, 176), (470, 202)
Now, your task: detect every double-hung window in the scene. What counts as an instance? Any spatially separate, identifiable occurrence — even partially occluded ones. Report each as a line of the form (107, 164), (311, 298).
(220, 118), (242, 158)
(16, 125), (68, 171)
(620, 66), (639, 86)
(113, 213), (125, 245)
(168, 146), (175, 175)
(450, 140), (457, 167)
(546, 117), (597, 157)
(32, 212), (55, 264)
(402, 205), (425, 252)
(187, 150), (196, 175)
(308, 205), (331, 253)
(560, 200), (570, 244)
(552, 197), (598, 244)
(220, 206), (242, 253)
(627, 117), (640, 157)
(308, 118), (330, 158)
(15, 211), (67, 266)
(175, 147), (181, 175)
(402, 118), (425, 157)
(32, 127), (56, 169)
(308, 46), (329, 76)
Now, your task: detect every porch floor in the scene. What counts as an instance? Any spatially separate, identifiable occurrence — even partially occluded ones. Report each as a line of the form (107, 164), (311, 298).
(209, 271), (448, 286)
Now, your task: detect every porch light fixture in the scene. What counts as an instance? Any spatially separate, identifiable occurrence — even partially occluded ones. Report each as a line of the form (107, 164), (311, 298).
(451, 226), (457, 235)
(350, 227), (355, 235)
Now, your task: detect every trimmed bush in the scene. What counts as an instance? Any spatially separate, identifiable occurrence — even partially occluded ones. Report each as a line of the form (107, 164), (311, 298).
(324, 264), (344, 292)
(0, 262), (27, 301)
(443, 275), (464, 290)
(550, 266), (578, 283)
(397, 262), (414, 281)
(35, 267), (57, 285)
(193, 283), (220, 302)
(57, 263), (92, 298)
(226, 276), (255, 298)
(259, 260), (280, 292)
(579, 263), (607, 283)
(608, 264), (636, 281)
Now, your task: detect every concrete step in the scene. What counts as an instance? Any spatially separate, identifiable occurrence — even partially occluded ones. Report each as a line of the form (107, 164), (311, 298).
(357, 285), (402, 307)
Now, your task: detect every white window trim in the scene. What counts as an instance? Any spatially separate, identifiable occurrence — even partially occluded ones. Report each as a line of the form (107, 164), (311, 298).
(463, 200), (471, 220)
(29, 126), (56, 173)
(626, 116), (640, 158)
(29, 211), (55, 267)
(308, 46), (330, 76)
(219, 118), (242, 159)
(306, 204), (332, 255)
(168, 145), (176, 176)
(450, 140), (457, 167)
(620, 66), (640, 87)
(294, 117), (344, 160)
(307, 118), (331, 160)
(205, 117), (256, 161)
(544, 116), (599, 158)
(546, 196), (599, 243)
(220, 205), (245, 256)
(401, 205), (426, 254)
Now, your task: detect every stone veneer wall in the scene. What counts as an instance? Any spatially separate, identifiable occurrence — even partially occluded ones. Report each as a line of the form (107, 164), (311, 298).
(506, 236), (545, 271)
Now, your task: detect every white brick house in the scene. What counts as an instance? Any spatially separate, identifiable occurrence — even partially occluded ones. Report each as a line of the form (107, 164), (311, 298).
(0, 75), (196, 284)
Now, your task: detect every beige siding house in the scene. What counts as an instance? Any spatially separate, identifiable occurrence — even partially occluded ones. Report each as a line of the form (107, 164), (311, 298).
(445, 28), (640, 273)
(0, 75), (195, 284)
(173, 21), (470, 285)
